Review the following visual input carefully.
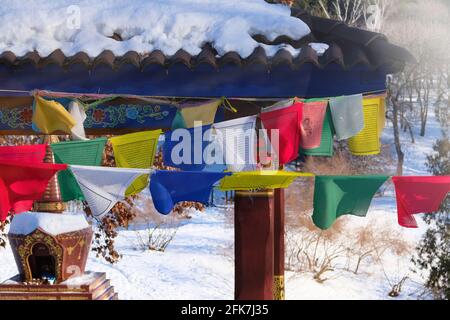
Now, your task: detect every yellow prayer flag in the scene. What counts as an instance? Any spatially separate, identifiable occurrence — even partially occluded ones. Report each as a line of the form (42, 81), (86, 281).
(32, 96), (76, 134)
(348, 97), (383, 156)
(378, 97), (386, 135)
(110, 130), (162, 196)
(180, 99), (221, 128)
(219, 170), (314, 191)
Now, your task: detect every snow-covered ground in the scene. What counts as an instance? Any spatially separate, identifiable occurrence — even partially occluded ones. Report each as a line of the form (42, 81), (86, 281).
(0, 108), (444, 300)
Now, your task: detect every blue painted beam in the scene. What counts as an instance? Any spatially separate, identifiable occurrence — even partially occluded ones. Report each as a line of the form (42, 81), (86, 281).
(0, 63), (387, 98)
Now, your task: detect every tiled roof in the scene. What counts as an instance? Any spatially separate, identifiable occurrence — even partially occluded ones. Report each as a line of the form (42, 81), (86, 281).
(0, 9), (414, 73)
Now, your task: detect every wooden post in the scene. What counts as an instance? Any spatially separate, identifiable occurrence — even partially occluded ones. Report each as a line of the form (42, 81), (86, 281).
(234, 190), (274, 300)
(273, 188), (285, 300)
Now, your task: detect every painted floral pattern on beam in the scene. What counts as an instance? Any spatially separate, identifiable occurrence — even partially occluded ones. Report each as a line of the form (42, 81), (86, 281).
(0, 104), (177, 131)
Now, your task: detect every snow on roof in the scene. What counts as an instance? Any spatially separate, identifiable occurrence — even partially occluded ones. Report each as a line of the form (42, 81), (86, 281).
(0, 0), (311, 58)
(9, 212), (90, 236)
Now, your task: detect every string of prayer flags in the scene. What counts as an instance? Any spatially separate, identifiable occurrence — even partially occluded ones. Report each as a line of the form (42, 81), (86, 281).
(299, 100), (328, 149)
(179, 99), (221, 128)
(32, 96), (76, 134)
(0, 144), (47, 163)
(312, 175), (389, 230)
(329, 94), (364, 140)
(348, 97), (384, 156)
(299, 104), (335, 157)
(0, 160), (67, 221)
(150, 170), (230, 215)
(219, 170), (313, 191)
(51, 138), (107, 201)
(110, 130), (162, 196)
(213, 115), (258, 172)
(392, 176), (450, 228)
(262, 98), (296, 113)
(69, 100), (88, 141)
(260, 102), (303, 165)
(163, 125), (213, 171)
(70, 165), (151, 219)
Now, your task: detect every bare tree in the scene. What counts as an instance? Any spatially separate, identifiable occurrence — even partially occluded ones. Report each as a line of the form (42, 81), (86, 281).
(363, 0), (392, 32)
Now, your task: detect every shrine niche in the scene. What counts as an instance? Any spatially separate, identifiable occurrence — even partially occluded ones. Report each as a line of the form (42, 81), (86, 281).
(8, 223), (93, 284)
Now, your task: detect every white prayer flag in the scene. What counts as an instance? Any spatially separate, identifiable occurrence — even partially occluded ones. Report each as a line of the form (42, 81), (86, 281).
(69, 100), (88, 141)
(213, 115), (257, 172)
(70, 165), (151, 219)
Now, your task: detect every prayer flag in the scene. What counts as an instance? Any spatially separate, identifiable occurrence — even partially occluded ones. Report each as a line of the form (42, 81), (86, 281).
(51, 138), (107, 201)
(213, 115), (258, 172)
(392, 176), (450, 228)
(179, 99), (221, 128)
(110, 130), (162, 196)
(69, 100), (88, 141)
(312, 175), (389, 230)
(70, 165), (151, 219)
(329, 94), (364, 140)
(150, 170), (230, 215)
(0, 160), (67, 221)
(348, 97), (383, 156)
(299, 100), (328, 149)
(260, 102), (303, 165)
(300, 105), (335, 157)
(163, 125), (212, 171)
(32, 96), (76, 134)
(171, 110), (187, 129)
(219, 170), (313, 191)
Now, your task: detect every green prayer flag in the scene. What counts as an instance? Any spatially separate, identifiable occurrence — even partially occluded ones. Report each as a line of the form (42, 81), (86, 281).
(171, 110), (186, 129)
(300, 105), (335, 157)
(312, 175), (389, 230)
(51, 138), (107, 201)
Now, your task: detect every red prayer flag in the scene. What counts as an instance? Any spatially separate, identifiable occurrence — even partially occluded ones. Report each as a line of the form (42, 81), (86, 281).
(392, 176), (450, 228)
(0, 160), (67, 221)
(0, 144), (47, 163)
(260, 102), (303, 165)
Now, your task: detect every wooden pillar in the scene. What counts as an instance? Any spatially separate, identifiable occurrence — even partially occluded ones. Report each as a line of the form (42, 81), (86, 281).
(234, 190), (274, 300)
(273, 188), (285, 300)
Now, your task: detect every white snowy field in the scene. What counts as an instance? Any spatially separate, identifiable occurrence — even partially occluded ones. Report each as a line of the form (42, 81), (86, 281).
(0, 108), (445, 300)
